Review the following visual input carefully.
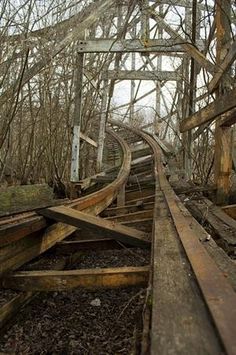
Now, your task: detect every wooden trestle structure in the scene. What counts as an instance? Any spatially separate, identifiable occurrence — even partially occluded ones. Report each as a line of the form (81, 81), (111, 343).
(0, 0), (236, 354)
(1, 120), (236, 354)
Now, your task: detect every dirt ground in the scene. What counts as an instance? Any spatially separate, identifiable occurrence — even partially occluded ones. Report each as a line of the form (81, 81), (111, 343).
(0, 248), (150, 354)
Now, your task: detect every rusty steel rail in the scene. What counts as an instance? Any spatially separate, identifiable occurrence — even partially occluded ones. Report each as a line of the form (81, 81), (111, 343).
(109, 119), (236, 355)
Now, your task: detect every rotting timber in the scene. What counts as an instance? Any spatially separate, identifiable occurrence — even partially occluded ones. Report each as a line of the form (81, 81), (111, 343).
(0, 121), (236, 355)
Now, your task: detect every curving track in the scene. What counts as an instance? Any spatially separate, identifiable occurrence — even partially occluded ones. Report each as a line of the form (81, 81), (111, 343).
(0, 121), (235, 355)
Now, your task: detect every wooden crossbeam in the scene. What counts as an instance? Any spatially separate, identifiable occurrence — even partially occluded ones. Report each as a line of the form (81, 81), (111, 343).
(149, 9), (216, 74)
(39, 206), (150, 248)
(1, 266), (149, 291)
(106, 209), (154, 222)
(0, 256), (67, 329)
(208, 41), (236, 93)
(77, 38), (205, 54)
(80, 132), (98, 147)
(180, 88), (236, 132)
(104, 70), (180, 81)
(103, 202), (155, 217)
(0, 0), (114, 104)
(54, 239), (124, 254)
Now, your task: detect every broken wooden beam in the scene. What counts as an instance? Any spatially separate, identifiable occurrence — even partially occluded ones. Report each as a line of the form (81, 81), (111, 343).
(39, 206), (150, 248)
(1, 266), (149, 291)
(180, 88), (236, 132)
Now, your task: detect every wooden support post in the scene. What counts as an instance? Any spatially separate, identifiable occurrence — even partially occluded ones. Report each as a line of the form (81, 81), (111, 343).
(140, 0), (150, 42)
(97, 78), (108, 172)
(70, 48), (84, 183)
(130, 27), (136, 123)
(154, 5), (163, 136)
(215, 0), (233, 205)
(183, 1), (199, 180)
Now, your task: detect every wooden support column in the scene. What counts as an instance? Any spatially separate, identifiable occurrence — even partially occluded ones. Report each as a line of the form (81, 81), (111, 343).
(70, 47), (84, 183)
(140, 0), (150, 41)
(130, 27), (136, 123)
(155, 5), (163, 136)
(182, 7), (192, 179)
(97, 77), (108, 172)
(183, 1), (199, 180)
(215, 0), (233, 205)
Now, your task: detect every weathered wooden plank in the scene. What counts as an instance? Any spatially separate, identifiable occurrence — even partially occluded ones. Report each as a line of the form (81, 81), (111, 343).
(151, 216), (223, 354)
(0, 256), (67, 330)
(178, 199), (236, 291)
(222, 204), (236, 220)
(125, 192), (156, 205)
(104, 69), (180, 81)
(106, 209), (153, 222)
(0, 215), (47, 247)
(0, 223), (76, 276)
(103, 201), (154, 217)
(54, 239), (124, 254)
(1, 266), (149, 291)
(77, 38), (205, 53)
(131, 146), (151, 160)
(80, 132), (98, 147)
(180, 88), (236, 132)
(0, 184), (54, 217)
(39, 206), (150, 248)
(185, 199), (236, 254)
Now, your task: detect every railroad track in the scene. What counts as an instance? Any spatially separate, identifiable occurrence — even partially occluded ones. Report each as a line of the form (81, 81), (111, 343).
(0, 121), (235, 355)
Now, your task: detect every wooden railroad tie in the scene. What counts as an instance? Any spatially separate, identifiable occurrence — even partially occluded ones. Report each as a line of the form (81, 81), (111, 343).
(1, 266), (149, 292)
